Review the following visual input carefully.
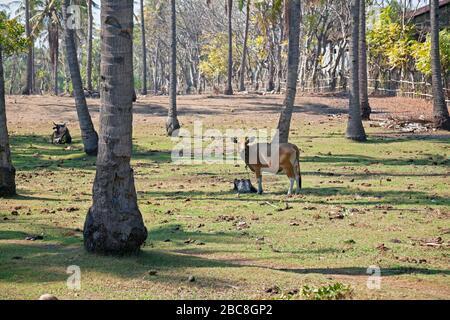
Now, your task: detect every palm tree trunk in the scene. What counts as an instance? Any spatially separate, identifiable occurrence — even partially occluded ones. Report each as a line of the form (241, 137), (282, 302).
(23, 0), (33, 95)
(49, 22), (59, 96)
(0, 46), (16, 197)
(140, 0), (148, 95)
(62, 0), (98, 155)
(154, 40), (159, 95)
(359, 0), (371, 120)
(54, 33), (59, 96)
(84, 0), (147, 255)
(276, 0), (301, 144)
(430, 0), (450, 130)
(166, 0), (181, 136)
(276, 17), (284, 94)
(346, 0), (367, 141)
(267, 32), (275, 92)
(86, 0), (93, 91)
(224, 0), (234, 95)
(239, 0), (250, 92)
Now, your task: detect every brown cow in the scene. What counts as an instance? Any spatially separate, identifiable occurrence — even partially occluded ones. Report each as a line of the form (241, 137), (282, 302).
(234, 137), (302, 195)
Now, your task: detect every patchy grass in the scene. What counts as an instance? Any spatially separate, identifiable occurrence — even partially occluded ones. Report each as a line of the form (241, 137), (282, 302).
(301, 283), (353, 300)
(0, 94), (449, 300)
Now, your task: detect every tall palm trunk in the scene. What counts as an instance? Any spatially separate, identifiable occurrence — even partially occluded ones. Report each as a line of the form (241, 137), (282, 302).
(239, 0), (250, 92)
(276, 17), (284, 94)
(346, 0), (367, 141)
(166, 0), (180, 136)
(224, 0), (234, 95)
(0, 46), (16, 197)
(86, 0), (93, 91)
(359, 0), (370, 120)
(140, 0), (147, 95)
(23, 0), (33, 95)
(154, 40), (159, 94)
(430, 0), (450, 130)
(84, 0), (147, 254)
(49, 22), (59, 96)
(267, 40), (275, 92)
(62, 0), (98, 155)
(276, 0), (301, 144)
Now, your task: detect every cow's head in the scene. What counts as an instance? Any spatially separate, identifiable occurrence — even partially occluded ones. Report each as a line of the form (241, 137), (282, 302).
(232, 136), (254, 149)
(52, 122), (68, 144)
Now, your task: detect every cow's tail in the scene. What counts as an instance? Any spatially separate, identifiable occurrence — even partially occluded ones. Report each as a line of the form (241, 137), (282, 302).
(293, 145), (302, 189)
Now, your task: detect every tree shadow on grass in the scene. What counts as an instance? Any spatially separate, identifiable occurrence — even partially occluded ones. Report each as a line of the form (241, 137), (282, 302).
(0, 225), (244, 291)
(1, 193), (60, 202)
(302, 154), (449, 167)
(141, 186), (449, 207)
(132, 145), (173, 164)
(10, 134), (96, 172)
(367, 133), (450, 145)
(1, 225), (449, 290)
(9, 134), (175, 171)
(276, 267), (450, 277)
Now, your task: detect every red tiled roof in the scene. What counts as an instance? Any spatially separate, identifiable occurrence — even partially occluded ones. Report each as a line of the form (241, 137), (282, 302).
(408, 0), (450, 18)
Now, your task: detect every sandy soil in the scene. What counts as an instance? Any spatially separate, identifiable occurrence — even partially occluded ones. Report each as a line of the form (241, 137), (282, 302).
(5, 93), (442, 126)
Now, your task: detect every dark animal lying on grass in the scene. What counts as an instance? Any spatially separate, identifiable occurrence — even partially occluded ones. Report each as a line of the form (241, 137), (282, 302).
(233, 179), (257, 194)
(51, 123), (72, 144)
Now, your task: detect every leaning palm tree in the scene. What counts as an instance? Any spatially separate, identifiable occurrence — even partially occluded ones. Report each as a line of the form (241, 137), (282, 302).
(166, 0), (180, 136)
(346, 0), (367, 141)
(359, 0), (371, 120)
(430, 0), (450, 130)
(62, 0), (98, 155)
(276, 0), (301, 144)
(84, 0), (147, 254)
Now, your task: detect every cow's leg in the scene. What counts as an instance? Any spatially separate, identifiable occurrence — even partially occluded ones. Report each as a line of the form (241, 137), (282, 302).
(288, 178), (295, 196)
(284, 165), (295, 196)
(294, 160), (301, 194)
(255, 168), (263, 195)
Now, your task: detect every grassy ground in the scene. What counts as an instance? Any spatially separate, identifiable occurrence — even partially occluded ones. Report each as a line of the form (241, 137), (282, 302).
(0, 94), (449, 300)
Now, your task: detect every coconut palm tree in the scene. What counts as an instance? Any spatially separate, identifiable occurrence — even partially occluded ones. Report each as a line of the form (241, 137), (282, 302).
(225, 0), (234, 95)
(430, 0), (450, 130)
(86, 0), (94, 91)
(0, 47), (15, 197)
(62, 0), (98, 155)
(205, 0), (234, 94)
(84, 0), (147, 254)
(276, 0), (301, 144)
(140, 0), (147, 95)
(23, 0), (34, 94)
(31, 0), (61, 95)
(166, 0), (180, 136)
(346, 0), (366, 141)
(359, 0), (371, 120)
(238, 0), (250, 92)
(0, 13), (27, 196)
